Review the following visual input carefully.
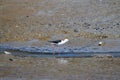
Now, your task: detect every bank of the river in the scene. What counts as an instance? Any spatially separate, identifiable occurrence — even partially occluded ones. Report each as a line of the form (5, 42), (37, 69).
(0, 54), (120, 80)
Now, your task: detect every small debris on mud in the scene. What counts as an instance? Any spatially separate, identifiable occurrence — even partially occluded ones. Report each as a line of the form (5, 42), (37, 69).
(73, 29), (79, 32)
(57, 58), (68, 64)
(4, 51), (11, 55)
(9, 58), (13, 61)
(82, 22), (91, 28)
(98, 41), (103, 46)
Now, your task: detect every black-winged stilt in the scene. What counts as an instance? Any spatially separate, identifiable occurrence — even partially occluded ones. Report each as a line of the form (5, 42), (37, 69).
(49, 39), (69, 46)
(48, 39), (69, 56)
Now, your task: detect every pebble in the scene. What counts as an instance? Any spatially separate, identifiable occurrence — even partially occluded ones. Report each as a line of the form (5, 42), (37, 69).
(26, 16), (29, 18)
(9, 58), (13, 61)
(57, 58), (68, 64)
(116, 23), (119, 25)
(74, 29), (79, 32)
(48, 23), (52, 26)
(82, 22), (91, 29)
(98, 41), (104, 46)
(16, 25), (19, 28)
(94, 27), (100, 30)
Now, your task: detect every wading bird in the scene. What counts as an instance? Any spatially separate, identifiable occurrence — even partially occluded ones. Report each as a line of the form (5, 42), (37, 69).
(48, 39), (69, 56)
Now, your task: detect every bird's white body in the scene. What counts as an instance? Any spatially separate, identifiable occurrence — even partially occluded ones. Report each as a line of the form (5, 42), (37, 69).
(49, 39), (69, 55)
(4, 51), (11, 54)
(58, 39), (69, 45)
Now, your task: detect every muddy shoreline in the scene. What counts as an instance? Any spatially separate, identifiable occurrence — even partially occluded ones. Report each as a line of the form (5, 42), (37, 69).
(0, 0), (120, 53)
(0, 54), (120, 80)
(0, 0), (120, 79)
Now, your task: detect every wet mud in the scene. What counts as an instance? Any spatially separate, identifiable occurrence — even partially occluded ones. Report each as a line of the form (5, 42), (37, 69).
(0, 54), (120, 80)
(0, 0), (120, 53)
(0, 0), (120, 79)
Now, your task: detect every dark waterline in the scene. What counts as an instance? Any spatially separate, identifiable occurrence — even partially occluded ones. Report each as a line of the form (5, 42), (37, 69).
(1, 44), (120, 58)
(1, 49), (120, 58)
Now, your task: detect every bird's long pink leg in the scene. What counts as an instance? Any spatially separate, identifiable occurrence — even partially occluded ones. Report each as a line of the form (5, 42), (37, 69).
(52, 44), (57, 57)
(57, 46), (60, 57)
(52, 45), (55, 57)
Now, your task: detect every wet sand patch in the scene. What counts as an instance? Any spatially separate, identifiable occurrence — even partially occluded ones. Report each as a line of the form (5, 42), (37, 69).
(0, 54), (120, 80)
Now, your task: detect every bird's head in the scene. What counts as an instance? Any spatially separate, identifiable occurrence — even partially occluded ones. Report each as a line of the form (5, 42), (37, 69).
(64, 39), (69, 42)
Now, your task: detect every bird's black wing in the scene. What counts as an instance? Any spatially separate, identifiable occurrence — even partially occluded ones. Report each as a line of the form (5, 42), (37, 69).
(48, 40), (62, 43)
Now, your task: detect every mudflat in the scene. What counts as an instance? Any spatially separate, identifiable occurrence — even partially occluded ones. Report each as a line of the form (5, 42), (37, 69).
(0, 54), (120, 80)
(0, 0), (120, 79)
(0, 0), (120, 53)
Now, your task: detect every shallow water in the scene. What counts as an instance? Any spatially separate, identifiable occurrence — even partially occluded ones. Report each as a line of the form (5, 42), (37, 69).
(1, 38), (120, 58)
(1, 46), (120, 58)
